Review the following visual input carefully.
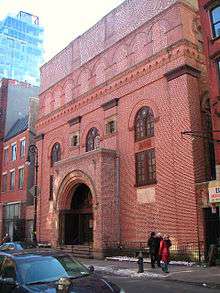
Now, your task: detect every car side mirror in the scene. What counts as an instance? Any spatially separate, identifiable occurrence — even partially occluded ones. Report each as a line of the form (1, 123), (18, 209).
(88, 265), (94, 273)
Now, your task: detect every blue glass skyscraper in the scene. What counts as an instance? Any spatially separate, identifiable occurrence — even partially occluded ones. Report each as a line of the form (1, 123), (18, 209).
(0, 11), (44, 85)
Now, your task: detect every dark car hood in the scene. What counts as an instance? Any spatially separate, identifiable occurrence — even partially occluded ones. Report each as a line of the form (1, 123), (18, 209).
(25, 275), (118, 292)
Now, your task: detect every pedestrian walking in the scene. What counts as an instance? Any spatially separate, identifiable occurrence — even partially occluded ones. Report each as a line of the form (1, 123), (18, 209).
(159, 235), (172, 273)
(147, 231), (157, 268)
(155, 232), (162, 267)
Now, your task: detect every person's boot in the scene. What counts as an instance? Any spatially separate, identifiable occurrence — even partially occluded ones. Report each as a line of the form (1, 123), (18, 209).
(164, 263), (169, 273)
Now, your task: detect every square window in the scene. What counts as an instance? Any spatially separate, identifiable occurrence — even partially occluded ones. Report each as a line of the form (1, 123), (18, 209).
(106, 120), (116, 135)
(71, 135), (79, 147)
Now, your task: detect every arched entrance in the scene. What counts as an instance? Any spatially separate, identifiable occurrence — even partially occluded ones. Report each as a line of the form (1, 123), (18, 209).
(60, 183), (93, 245)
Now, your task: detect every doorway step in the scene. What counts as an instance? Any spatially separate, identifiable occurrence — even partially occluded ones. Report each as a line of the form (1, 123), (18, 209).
(59, 244), (93, 259)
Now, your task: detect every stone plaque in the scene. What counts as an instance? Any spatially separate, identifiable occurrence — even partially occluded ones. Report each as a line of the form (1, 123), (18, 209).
(137, 187), (155, 204)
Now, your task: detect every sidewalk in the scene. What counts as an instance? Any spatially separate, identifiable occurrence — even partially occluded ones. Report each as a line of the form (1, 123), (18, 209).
(78, 257), (220, 289)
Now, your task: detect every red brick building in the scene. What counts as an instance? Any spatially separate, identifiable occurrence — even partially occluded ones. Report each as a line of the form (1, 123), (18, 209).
(36, 0), (211, 258)
(196, 0), (220, 251)
(0, 98), (39, 241)
(0, 79), (39, 195)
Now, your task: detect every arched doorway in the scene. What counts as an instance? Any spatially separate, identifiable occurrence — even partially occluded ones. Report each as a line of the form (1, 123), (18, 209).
(60, 183), (93, 245)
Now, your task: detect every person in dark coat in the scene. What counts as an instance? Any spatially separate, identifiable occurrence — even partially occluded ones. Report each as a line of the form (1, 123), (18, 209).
(159, 235), (172, 273)
(147, 231), (157, 268)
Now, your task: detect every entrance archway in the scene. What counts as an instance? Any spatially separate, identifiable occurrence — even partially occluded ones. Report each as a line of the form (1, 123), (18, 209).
(60, 183), (93, 245)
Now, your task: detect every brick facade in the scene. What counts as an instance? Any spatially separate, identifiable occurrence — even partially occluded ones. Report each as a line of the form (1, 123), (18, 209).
(36, 0), (208, 257)
(198, 0), (220, 167)
(0, 130), (34, 241)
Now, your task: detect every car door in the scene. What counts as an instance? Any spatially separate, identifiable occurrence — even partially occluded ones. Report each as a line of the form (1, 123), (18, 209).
(0, 257), (17, 293)
(0, 255), (6, 292)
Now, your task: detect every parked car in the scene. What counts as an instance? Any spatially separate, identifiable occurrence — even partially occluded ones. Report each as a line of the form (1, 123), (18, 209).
(0, 249), (125, 292)
(0, 242), (37, 251)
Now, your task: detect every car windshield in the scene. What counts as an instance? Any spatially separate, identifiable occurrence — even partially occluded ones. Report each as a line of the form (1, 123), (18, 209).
(16, 255), (90, 285)
(19, 242), (36, 249)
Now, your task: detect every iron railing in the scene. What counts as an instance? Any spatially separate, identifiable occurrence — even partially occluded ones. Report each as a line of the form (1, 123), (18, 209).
(103, 241), (209, 263)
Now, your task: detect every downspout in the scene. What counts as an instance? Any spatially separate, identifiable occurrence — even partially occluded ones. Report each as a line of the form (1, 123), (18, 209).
(115, 100), (121, 244)
(37, 133), (44, 242)
(115, 154), (120, 243)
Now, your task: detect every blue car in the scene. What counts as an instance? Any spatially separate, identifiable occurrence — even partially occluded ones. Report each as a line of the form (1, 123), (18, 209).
(0, 242), (37, 252)
(0, 250), (125, 292)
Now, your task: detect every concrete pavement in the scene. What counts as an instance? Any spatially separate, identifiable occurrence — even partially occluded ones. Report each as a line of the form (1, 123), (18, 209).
(78, 257), (220, 289)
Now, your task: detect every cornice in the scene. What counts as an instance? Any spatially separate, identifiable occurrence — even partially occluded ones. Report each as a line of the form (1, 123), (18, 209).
(54, 148), (118, 168)
(35, 133), (45, 142)
(36, 39), (204, 131)
(67, 116), (82, 126)
(164, 64), (201, 81)
(209, 49), (220, 60)
(101, 98), (119, 111)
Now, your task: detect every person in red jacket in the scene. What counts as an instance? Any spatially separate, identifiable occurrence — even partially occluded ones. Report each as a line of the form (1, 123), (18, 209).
(159, 235), (172, 273)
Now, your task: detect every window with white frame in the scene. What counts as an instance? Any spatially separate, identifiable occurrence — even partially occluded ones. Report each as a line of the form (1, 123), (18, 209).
(210, 5), (220, 38)
(18, 167), (24, 189)
(20, 139), (26, 158)
(5, 203), (20, 220)
(11, 143), (17, 161)
(9, 170), (15, 191)
(217, 59), (220, 84)
(2, 173), (7, 192)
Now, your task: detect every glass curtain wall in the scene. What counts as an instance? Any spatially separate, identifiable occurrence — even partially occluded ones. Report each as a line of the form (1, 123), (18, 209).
(0, 11), (44, 85)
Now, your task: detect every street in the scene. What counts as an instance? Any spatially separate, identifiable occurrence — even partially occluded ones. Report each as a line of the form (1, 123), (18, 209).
(100, 274), (220, 293)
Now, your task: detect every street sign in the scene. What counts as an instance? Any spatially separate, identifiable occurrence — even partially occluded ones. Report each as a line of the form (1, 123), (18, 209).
(208, 181), (220, 203)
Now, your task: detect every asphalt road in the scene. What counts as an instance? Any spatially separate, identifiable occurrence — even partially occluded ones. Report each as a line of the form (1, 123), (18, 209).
(102, 275), (219, 293)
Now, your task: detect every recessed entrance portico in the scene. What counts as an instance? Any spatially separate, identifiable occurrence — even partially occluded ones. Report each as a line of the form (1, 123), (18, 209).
(53, 149), (119, 258)
(59, 183), (93, 245)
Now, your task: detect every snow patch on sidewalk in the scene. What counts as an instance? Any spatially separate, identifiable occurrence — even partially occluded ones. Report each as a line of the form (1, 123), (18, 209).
(93, 265), (164, 278)
(106, 256), (195, 267)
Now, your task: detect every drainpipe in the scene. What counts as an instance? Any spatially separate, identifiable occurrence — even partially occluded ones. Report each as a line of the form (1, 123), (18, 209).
(115, 154), (120, 243)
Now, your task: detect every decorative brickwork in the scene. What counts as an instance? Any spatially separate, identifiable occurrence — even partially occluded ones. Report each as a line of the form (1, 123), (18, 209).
(36, 1), (208, 257)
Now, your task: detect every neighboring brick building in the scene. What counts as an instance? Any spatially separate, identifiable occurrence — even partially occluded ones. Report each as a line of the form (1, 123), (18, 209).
(36, 0), (211, 258)
(196, 0), (220, 252)
(0, 98), (39, 241)
(0, 79), (39, 192)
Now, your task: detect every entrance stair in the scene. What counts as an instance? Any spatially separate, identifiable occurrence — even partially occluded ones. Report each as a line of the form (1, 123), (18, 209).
(59, 244), (93, 259)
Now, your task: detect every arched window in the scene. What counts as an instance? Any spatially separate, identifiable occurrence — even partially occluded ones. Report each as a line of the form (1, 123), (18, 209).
(211, 5), (220, 38)
(51, 143), (61, 166)
(86, 128), (100, 152)
(135, 107), (154, 141)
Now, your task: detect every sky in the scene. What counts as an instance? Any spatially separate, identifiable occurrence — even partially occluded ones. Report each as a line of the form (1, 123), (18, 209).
(0, 0), (124, 63)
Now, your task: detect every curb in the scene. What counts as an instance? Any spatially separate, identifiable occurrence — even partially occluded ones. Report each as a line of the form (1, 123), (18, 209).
(163, 278), (220, 290)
